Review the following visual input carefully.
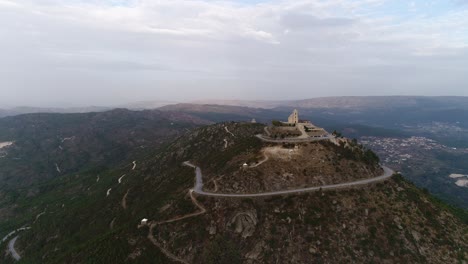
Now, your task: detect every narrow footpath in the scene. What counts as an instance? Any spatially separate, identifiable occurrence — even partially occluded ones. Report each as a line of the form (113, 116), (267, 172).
(145, 191), (206, 264)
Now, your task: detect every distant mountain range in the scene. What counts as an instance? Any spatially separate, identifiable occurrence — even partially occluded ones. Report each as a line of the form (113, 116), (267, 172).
(0, 100), (176, 118)
(2, 96), (468, 118)
(0, 106), (111, 118)
(192, 96), (468, 110)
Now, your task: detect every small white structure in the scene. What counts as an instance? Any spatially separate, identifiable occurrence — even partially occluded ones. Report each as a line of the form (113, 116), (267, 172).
(251, 118), (257, 123)
(243, 163), (248, 168)
(141, 218), (148, 225)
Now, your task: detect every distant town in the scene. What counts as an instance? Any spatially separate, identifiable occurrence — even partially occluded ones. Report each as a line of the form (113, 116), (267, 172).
(360, 136), (467, 165)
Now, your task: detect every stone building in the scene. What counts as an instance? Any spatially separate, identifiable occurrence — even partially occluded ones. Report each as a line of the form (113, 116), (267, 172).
(288, 109), (299, 124)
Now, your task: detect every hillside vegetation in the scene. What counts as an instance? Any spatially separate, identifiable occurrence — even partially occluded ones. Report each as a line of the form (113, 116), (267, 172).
(1, 122), (465, 263)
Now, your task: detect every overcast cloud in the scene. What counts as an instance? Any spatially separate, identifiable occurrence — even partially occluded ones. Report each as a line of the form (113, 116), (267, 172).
(1, 0), (468, 107)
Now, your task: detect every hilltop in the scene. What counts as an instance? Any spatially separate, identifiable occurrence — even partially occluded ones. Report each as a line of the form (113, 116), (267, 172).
(1, 122), (465, 263)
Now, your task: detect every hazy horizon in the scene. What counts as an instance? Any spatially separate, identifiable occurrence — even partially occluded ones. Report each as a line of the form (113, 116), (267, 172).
(2, 0), (468, 107)
(2, 95), (468, 109)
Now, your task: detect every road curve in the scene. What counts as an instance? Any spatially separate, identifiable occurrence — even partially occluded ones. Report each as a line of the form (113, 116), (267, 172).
(8, 236), (21, 261)
(183, 162), (394, 198)
(1, 227), (30, 243)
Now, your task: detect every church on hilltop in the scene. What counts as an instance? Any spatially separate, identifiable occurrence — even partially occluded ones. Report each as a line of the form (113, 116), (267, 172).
(287, 109), (299, 124)
(284, 109), (329, 138)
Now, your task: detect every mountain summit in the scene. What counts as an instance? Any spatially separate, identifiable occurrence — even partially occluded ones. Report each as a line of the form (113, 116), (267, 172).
(1, 120), (464, 263)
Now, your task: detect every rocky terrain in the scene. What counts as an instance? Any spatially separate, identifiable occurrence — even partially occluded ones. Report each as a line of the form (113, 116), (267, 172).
(145, 123), (465, 263)
(267, 126), (302, 138)
(156, 176), (467, 263)
(204, 141), (382, 194)
(0, 121), (466, 263)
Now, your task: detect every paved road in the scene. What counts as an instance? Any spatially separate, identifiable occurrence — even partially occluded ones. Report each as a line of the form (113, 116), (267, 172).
(8, 236), (21, 261)
(1, 227), (30, 243)
(184, 162), (394, 198)
(1, 227), (31, 262)
(255, 134), (333, 143)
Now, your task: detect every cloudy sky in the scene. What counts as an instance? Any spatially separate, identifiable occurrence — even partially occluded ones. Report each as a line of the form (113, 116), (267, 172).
(1, 0), (468, 107)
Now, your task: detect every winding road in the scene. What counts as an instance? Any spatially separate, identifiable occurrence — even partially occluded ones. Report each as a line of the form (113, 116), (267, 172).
(145, 152), (393, 263)
(146, 190), (206, 264)
(1, 227), (30, 243)
(8, 236), (21, 261)
(224, 126), (235, 137)
(183, 162), (394, 198)
(2, 227), (30, 261)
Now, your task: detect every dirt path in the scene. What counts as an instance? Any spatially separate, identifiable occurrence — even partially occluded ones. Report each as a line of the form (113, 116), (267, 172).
(152, 191), (206, 225)
(34, 210), (46, 223)
(109, 218), (116, 229)
(106, 188), (112, 197)
(296, 123), (310, 139)
(55, 163), (61, 173)
(146, 190), (206, 263)
(224, 126), (234, 137)
(118, 174), (126, 184)
(61, 136), (75, 143)
(132, 161), (137, 170)
(122, 189), (130, 209)
(249, 153), (269, 168)
(147, 230), (189, 264)
(223, 139), (228, 149)
(213, 179), (219, 192)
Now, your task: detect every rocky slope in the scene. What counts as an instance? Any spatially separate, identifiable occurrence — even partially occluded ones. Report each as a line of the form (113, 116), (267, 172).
(1, 122), (466, 263)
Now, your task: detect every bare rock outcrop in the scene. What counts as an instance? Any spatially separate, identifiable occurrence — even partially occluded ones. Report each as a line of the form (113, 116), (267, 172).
(228, 210), (257, 238)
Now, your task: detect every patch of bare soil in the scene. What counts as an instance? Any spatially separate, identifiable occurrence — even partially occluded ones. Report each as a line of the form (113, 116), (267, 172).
(212, 141), (382, 194)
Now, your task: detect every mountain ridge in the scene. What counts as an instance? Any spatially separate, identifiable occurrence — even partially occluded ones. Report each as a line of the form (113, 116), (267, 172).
(1, 122), (465, 263)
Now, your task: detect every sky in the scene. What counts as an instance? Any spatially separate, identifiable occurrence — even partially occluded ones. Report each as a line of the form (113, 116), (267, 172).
(1, 0), (468, 107)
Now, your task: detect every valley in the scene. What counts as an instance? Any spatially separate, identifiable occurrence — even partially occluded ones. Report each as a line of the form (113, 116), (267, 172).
(360, 136), (468, 208)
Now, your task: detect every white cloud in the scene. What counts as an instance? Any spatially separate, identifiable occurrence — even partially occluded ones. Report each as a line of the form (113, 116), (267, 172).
(0, 0), (468, 106)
